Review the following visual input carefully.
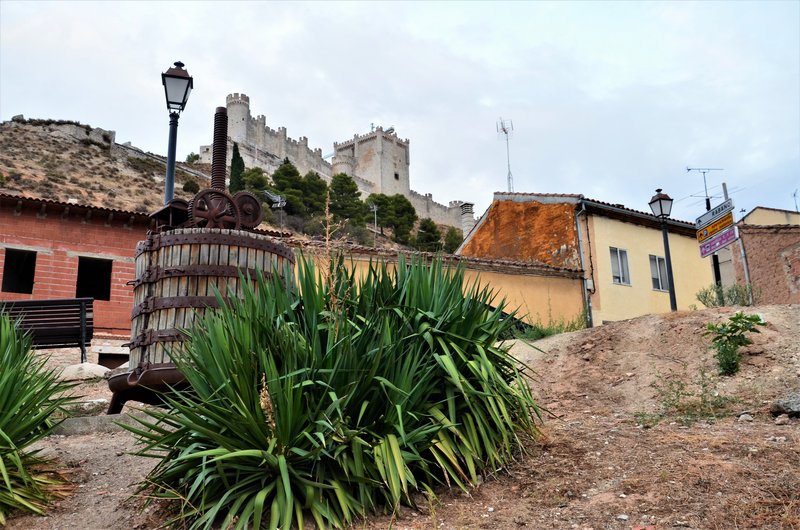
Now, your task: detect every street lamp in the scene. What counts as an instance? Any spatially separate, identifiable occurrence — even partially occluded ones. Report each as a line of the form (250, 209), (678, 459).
(161, 61), (193, 204)
(649, 188), (677, 312)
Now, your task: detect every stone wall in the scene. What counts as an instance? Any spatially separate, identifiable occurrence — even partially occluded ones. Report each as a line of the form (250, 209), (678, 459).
(407, 190), (464, 228)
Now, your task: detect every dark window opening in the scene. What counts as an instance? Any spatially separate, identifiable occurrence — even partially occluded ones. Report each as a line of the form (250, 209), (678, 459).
(2, 248), (37, 294)
(394, 172), (399, 180)
(76, 257), (113, 301)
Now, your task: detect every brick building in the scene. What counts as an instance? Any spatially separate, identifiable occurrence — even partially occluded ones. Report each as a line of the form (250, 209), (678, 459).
(728, 207), (800, 304)
(0, 193), (152, 337)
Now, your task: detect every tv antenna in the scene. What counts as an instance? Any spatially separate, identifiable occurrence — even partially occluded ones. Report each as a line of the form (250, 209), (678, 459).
(686, 167), (724, 210)
(793, 188), (799, 212)
(497, 117), (514, 192)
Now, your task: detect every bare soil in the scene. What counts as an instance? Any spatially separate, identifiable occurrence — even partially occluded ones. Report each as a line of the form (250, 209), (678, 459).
(7, 305), (799, 530)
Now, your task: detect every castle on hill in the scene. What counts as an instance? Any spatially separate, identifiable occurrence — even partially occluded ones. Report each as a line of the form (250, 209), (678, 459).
(198, 93), (474, 232)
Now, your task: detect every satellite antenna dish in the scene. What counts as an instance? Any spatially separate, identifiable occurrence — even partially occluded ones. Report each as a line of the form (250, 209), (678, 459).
(497, 117), (514, 192)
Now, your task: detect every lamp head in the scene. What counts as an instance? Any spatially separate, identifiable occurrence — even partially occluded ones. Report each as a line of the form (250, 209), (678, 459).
(162, 61), (193, 112)
(649, 188), (673, 219)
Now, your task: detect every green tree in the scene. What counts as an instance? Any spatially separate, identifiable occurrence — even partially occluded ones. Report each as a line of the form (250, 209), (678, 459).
(329, 173), (366, 224)
(366, 193), (393, 235)
(302, 171), (328, 216)
(241, 167), (269, 192)
(415, 218), (442, 252)
(443, 226), (463, 253)
(229, 143), (245, 193)
(389, 194), (417, 244)
(185, 152), (200, 164)
(270, 159), (306, 216)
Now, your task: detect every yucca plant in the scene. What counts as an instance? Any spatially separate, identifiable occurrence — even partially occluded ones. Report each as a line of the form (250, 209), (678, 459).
(0, 315), (76, 525)
(126, 255), (541, 529)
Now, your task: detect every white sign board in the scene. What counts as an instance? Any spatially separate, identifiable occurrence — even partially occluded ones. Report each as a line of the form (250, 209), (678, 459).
(696, 198), (734, 229)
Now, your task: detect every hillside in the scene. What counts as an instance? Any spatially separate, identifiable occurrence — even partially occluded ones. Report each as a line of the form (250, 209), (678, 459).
(0, 118), (209, 212)
(6, 305), (799, 529)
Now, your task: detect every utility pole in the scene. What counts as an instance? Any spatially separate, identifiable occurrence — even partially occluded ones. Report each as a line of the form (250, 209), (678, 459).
(497, 118), (514, 192)
(687, 167), (724, 303)
(369, 202), (378, 247)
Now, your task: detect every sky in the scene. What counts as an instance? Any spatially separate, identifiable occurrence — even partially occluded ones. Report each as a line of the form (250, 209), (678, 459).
(1, 1), (798, 223)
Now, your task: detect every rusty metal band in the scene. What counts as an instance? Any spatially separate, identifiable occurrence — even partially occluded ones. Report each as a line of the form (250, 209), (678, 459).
(131, 296), (222, 319)
(130, 265), (273, 288)
(128, 328), (189, 349)
(135, 231), (295, 263)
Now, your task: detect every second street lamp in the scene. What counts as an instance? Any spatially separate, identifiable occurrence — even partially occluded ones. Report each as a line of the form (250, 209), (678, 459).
(161, 61), (193, 205)
(649, 188), (678, 312)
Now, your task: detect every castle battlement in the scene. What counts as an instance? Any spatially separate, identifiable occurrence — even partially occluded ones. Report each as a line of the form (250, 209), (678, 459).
(226, 93), (250, 106)
(333, 126), (410, 148)
(200, 93), (472, 230)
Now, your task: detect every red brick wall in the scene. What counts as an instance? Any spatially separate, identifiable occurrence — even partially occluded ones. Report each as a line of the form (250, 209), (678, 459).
(731, 225), (800, 304)
(0, 205), (149, 336)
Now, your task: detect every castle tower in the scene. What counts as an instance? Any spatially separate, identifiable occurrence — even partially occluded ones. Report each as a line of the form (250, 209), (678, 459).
(332, 127), (410, 197)
(460, 202), (475, 235)
(226, 93), (251, 144)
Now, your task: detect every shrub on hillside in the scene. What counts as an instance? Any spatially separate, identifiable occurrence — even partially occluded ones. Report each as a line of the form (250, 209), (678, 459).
(127, 256), (540, 530)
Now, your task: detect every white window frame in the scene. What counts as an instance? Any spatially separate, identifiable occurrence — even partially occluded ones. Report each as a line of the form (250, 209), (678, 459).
(609, 247), (630, 285)
(650, 254), (669, 292)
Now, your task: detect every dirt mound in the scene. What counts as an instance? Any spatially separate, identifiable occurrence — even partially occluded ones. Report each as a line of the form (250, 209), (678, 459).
(7, 305), (799, 529)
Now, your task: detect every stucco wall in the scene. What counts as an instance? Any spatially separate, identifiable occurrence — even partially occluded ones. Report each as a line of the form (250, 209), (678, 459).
(459, 200), (580, 269)
(586, 215), (714, 322)
(305, 253), (584, 327)
(742, 208), (800, 226)
(0, 203), (148, 336)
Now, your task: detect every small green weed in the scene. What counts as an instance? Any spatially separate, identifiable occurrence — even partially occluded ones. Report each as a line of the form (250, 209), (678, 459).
(704, 312), (766, 375)
(513, 311), (587, 341)
(635, 365), (736, 427)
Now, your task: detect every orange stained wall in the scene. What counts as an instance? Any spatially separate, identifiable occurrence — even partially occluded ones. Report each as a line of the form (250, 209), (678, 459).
(459, 201), (580, 269)
(305, 253), (585, 327)
(0, 205), (148, 336)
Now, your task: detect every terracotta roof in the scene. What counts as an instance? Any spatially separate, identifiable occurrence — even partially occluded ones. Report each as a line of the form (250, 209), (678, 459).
(289, 238), (582, 278)
(0, 191), (291, 238)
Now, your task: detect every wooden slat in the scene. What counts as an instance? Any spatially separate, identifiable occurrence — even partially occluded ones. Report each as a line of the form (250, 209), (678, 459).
(0, 298), (94, 349)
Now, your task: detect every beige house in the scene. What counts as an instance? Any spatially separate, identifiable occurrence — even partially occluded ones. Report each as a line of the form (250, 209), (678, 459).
(457, 193), (715, 326)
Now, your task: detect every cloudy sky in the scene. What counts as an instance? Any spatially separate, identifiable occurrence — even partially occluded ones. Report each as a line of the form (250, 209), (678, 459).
(1, 1), (798, 222)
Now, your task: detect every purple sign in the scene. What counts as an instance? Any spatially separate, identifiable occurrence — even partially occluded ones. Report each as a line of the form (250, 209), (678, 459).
(700, 226), (738, 258)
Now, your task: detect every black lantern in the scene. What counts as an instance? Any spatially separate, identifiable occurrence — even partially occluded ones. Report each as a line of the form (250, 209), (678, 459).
(648, 188), (673, 219)
(162, 61), (193, 112)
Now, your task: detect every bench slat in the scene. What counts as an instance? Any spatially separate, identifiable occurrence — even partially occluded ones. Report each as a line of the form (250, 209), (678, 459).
(0, 298), (95, 361)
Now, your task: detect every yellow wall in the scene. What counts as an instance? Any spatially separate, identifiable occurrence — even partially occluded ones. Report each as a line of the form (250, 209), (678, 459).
(303, 253), (585, 327)
(743, 208), (800, 226)
(586, 215), (713, 323)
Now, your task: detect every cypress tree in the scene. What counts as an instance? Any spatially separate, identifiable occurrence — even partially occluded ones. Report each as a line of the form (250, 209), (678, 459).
(229, 142), (245, 193)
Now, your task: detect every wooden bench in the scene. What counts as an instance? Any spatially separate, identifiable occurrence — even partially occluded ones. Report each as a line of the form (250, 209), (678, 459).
(0, 298), (94, 362)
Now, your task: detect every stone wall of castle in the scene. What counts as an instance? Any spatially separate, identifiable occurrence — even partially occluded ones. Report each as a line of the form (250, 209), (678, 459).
(198, 93), (474, 230)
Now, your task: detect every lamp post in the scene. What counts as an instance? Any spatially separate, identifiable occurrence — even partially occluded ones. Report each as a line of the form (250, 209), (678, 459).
(161, 61), (193, 205)
(649, 189), (677, 312)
